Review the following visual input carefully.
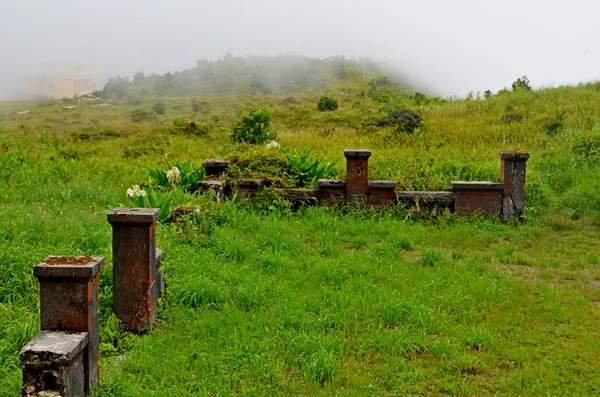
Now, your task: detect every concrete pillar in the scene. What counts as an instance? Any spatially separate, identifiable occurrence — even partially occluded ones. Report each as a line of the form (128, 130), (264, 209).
(107, 208), (163, 333)
(344, 149), (371, 204)
(31, 255), (105, 394)
(500, 152), (530, 222)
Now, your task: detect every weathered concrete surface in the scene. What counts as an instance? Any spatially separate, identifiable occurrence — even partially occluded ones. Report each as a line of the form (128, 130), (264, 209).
(201, 180), (224, 203)
(34, 256), (104, 394)
(318, 179), (346, 207)
(108, 208), (160, 333)
(282, 189), (318, 211)
(452, 182), (503, 217)
(202, 159), (228, 177)
(368, 180), (396, 210)
(500, 152), (530, 222)
(344, 149), (371, 204)
(21, 331), (88, 397)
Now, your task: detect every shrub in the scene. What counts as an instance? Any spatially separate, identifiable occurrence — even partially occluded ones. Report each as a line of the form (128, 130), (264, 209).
(171, 119), (209, 136)
(231, 108), (276, 144)
(573, 131), (600, 159)
(146, 161), (205, 191)
(317, 96), (339, 112)
(501, 113), (523, 124)
(512, 75), (532, 91)
(281, 147), (338, 188)
(377, 109), (423, 135)
(152, 102), (166, 115)
(130, 109), (153, 122)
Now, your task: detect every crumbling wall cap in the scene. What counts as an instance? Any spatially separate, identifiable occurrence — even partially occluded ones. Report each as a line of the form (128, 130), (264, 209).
(369, 180), (397, 188)
(283, 188), (318, 199)
(20, 331), (88, 363)
(344, 149), (372, 159)
(499, 151), (530, 161)
(202, 159), (228, 167)
(396, 191), (455, 203)
(238, 179), (264, 187)
(202, 180), (223, 187)
(452, 181), (504, 191)
(34, 256), (105, 279)
(107, 208), (160, 224)
(318, 179), (347, 188)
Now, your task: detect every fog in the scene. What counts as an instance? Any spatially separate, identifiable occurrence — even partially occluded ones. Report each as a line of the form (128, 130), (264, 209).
(1, 0), (599, 100)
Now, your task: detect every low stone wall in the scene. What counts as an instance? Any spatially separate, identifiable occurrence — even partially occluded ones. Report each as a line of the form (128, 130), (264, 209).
(200, 149), (529, 221)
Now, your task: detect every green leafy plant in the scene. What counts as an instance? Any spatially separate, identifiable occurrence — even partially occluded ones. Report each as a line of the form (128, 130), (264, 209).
(281, 147), (338, 187)
(126, 184), (173, 221)
(317, 96), (339, 112)
(146, 161), (205, 191)
(231, 108), (276, 144)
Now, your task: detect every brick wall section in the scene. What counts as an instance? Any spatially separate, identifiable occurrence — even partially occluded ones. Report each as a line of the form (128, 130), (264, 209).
(318, 179), (347, 206)
(31, 256), (105, 394)
(368, 180), (396, 210)
(452, 182), (504, 217)
(500, 152), (530, 222)
(344, 149), (371, 204)
(107, 208), (163, 333)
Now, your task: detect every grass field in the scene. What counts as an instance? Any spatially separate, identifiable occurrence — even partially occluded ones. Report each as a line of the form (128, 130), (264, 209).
(1, 77), (600, 395)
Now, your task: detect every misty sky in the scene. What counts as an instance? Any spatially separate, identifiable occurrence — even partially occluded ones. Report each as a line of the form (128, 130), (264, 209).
(1, 0), (598, 99)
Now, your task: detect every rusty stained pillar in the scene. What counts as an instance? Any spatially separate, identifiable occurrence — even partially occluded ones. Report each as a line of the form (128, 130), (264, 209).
(107, 208), (163, 333)
(499, 152), (530, 222)
(32, 255), (105, 395)
(344, 149), (371, 205)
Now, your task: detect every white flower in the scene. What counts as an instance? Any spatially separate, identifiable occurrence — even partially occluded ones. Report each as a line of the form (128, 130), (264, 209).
(166, 167), (182, 184)
(126, 184), (146, 198)
(266, 140), (281, 150)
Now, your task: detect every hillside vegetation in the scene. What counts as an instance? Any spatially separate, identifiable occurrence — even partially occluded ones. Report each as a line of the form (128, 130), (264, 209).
(0, 58), (599, 395)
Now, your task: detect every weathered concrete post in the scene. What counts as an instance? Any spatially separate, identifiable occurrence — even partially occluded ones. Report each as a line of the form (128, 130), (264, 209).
(344, 149), (371, 205)
(107, 208), (163, 333)
(203, 159), (228, 177)
(21, 255), (105, 396)
(500, 152), (530, 222)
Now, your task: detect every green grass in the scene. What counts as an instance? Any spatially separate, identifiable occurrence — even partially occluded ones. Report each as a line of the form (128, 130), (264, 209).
(1, 81), (600, 395)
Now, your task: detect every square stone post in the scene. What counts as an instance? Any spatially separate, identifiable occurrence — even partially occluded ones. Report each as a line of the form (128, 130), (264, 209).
(203, 159), (228, 177)
(368, 180), (396, 211)
(32, 255), (105, 394)
(107, 208), (163, 333)
(317, 179), (347, 207)
(500, 152), (530, 222)
(344, 149), (371, 204)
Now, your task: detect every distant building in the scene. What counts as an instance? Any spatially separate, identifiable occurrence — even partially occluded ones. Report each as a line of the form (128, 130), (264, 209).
(26, 66), (98, 99)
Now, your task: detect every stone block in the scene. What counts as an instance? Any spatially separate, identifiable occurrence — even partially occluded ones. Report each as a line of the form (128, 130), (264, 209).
(368, 180), (396, 210)
(202, 159), (228, 177)
(232, 179), (264, 201)
(452, 182), (503, 217)
(34, 256), (104, 394)
(201, 180), (224, 203)
(282, 189), (318, 211)
(21, 331), (88, 397)
(318, 179), (346, 207)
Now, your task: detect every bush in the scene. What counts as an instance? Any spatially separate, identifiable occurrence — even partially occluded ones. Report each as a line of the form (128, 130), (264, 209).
(512, 75), (532, 91)
(501, 113), (524, 124)
(231, 108), (276, 144)
(152, 102), (166, 115)
(130, 109), (153, 122)
(377, 109), (423, 135)
(573, 131), (600, 159)
(171, 119), (209, 136)
(317, 96), (339, 112)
